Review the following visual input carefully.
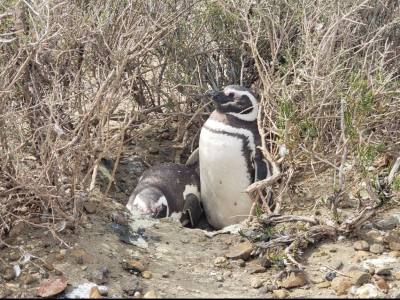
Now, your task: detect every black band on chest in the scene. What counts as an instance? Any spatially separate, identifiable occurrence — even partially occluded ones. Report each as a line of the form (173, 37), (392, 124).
(203, 125), (254, 182)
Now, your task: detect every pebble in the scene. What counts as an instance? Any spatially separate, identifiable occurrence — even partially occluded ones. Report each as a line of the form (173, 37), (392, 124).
(162, 272), (169, 278)
(3, 267), (16, 281)
(325, 271), (336, 281)
(90, 267), (109, 285)
(71, 248), (91, 265)
(148, 147), (159, 154)
(216, 275), (224, 282)
(134, 291), (141, 298)
(280, 272), (307, 288)
(142, 271), (152, 279)
(316, 281), (331, 288)
(353, 250), (371, 262)
(348, 270), (371, 286)
(251, 278), (264, 289)
(225, 241), (253, 260)
(89, 286), (102, 298)
(370, 243), (385, 254)
(395, 271), (400, 280)
(365, 230), (384, 244)
(375, 215), (400, 230)
(23, 274), (38, 285)
(375, 267), (392, 276)
(97, 286), (108, 296)
(389, 251), (400, 258)
(389, 242), (400, 251)
(331, 277), (352, 295)
(122, 259), (146, 273)
(374, 276), (389, 293)
(143, 290), (158, 298)
(237, 259), (246, 267)
(354, 240), (370, 251)
(272, 289), (290, 299)
(351, 283), (379, 298)
(9, 252), (20, 261)
(214, 257), (228, 267)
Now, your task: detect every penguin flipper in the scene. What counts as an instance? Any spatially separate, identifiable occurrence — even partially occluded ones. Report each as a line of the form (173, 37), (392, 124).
(253, 155), (270, 182)
(185, 148), (199, 167)
(180, 194), (203, 227)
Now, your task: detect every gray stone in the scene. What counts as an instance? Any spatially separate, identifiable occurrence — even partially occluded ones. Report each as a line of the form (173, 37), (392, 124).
(354, 240), (370, 251)
(370, 243), (385, 254)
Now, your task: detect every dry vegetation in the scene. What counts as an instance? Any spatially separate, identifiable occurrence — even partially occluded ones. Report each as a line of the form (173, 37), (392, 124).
(1, 0), (399, 252)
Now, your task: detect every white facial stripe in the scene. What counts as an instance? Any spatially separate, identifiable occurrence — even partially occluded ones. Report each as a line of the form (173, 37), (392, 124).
(154, 195), (169, 216)
(223, 89), (258, 122)
(204, 119), (256, 158)
(183, 184), (200, 200)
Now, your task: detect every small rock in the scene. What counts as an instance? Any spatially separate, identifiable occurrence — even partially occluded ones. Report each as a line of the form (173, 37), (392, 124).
(251, 278), (264, 289)
(325, 271), (336, 281)
(272, 289), (290, 299)
(23, 274), (38, 285)
(89, 286), (102, 298)
(247, 261), (266, 274)
(237, 259), (246, 267)
(216, 275), (224, 282)
(375, 215), (400, 230)
(395, 271), (400, 280)
(3, 267), (16, 281)
(142, 271), (152, 279)
(134, 291), (141, 298)
(225, 241), (253, 260)
(374, 276), (389, 293)
(365, 230), (384, 244)
(97, 286), (108, 296)
(280, 272), (307, 289)
(90, 267), (109, 285)
(162, 272), (169, 278)
(316, 281), (331, 288)
(148, 147), (159, 154)
(331, 277), (352, 295)
(389, 251), (400, 258)
(43, 262), (54, 271)
(143, 290), (157, 298)
(9, 252), (20, 261)
(353, 250), (371, 262)
(375, 267), (392, 276)
(84, 202), (97, 214)
(354, 240), (370, 251)
(214, 257), (228, 267)
(348, 270), (371, 286)
(370, 244), (384, 254)
(36, 276), (68, 297)
(352, 283), (379, 298)
(389, 242), (400, 251)
(122, 259), (146, 273)
(71, 248), (91, 265)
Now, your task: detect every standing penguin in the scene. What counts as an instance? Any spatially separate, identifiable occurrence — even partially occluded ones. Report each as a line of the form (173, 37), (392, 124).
(199, 85), (272, 229)
(126, 163), (202, 227)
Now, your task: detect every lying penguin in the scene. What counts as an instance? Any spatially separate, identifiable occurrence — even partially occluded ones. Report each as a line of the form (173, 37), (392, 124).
(126, 162), (203, 227)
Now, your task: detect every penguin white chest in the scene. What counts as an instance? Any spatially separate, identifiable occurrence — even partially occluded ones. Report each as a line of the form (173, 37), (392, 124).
(199, 123), (253, 229)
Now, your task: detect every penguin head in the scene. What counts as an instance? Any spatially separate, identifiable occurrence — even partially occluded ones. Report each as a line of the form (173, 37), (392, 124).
(208, 85), (259, 122)
(126, 187), (169, 218)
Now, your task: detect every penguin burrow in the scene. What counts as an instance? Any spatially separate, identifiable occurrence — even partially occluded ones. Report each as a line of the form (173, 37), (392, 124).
(126, 162), (202, 227)
(199, 85), (273, 230)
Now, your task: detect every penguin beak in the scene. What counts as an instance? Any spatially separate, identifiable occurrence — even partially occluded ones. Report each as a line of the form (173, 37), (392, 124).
(207, 90), (230, 104)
